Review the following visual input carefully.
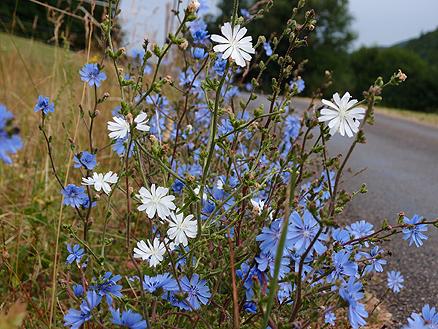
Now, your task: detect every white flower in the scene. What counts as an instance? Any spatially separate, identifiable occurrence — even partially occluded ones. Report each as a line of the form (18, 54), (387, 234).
(250, 198), (266, 215)
(193, 185), (207, 200)
(82, 171), (118, 195)
(216, 179), (224, 190)
(318, 92), (366, 137)
(211, 22), (255, 67)
(164, 237), (176, 252)
(194, 186), (201, 195)
(133, 238), (165, 267)
(135, 112), (150, 132)
(136, 184), (176, 220)
(108, 116), (130, 140)
(250, 198), (273, 219)
(167, 211), (198, 247)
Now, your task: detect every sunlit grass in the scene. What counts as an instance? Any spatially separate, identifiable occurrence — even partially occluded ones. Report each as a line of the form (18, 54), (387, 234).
(0, 32), (124, 327)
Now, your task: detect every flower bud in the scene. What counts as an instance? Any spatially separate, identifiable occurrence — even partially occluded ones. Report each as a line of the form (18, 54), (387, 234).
(179, 39), (189, 50)
(126, 112), (134, 125)
(223, 106), (233, 115)
(164, 75), (173, 84)
(396, 69), (407, 82)
(187, 0), (200, 13)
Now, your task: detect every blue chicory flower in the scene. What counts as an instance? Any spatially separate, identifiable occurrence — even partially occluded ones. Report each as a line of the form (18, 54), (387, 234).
(34, 96), (55, 115)
(66, 244), (85, 264)
(192, 47), (207, 60)
(362, 246), (387, 274)
(62, 184), (88, 208)
(73, 151), (96, 170)
(325, 311), (336, 326)
(289, 210), (327, 255)
(263, 42), (273, 56)
(240, 8), (251, 19)
(403, 304), (438, 329)
(290, 77), (305, 93)
(179, 274), (211, 310)
(327, 250), (358, 282)
(90, 272), (123, 305)
(256, 219), (292, 256)
(0, 104), (22, 164)
(143, 273), (179, 294)
(255, 251), (290, 279)
(111, 308), (147, 329)
(64, 291), (102, 329)
(243, 301), (257, 314)
(277, 282), (294, 304)
(339, 279), (368, 329)
(189, 19), (209, 44)
(213, 56), (227, 76)
(347, 220), (374, 246)
(73, 284), (84, 297)
(284, 115), (301, 141)
(129, 48), (145, 60)
(402, 214), (428, 247)
(79, 63), (107, 87)
(387, 270), (404, 293)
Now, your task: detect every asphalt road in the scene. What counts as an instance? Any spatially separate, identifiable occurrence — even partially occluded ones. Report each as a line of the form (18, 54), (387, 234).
(254, 95), (438, 324)
(326, 105), (438, 324)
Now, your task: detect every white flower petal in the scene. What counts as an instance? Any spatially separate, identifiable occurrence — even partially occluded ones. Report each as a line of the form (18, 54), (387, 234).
(213, 44), (231, 53)
(235, 26), (247, 41)
(211, 34), (229, 44)
(221, 22), (233, 40)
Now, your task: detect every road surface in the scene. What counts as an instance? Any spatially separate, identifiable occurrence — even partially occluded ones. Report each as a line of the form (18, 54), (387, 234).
(327, 106), (438, 324)
(255, 95), (438, 324)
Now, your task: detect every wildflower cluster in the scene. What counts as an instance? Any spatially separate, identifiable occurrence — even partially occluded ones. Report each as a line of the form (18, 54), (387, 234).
(32, 0), (437, 328)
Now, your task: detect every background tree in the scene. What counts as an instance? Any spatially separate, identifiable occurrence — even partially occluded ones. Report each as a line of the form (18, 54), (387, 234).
(350, 47), (438, 111)
(213, 0), (356, 96)
(0, 0), (124, 50)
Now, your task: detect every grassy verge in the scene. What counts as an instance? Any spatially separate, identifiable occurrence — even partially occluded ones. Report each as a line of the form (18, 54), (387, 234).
(376, 106), (438, 127)
(0, 32), (121, 327)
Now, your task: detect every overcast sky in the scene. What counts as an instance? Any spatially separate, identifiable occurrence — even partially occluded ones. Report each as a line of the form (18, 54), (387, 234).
(349, 0), (438, 47)
(120, 0), (438, 49)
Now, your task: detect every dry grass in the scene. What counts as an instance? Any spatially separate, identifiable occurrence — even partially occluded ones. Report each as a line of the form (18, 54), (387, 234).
(0, 32), (123, 327)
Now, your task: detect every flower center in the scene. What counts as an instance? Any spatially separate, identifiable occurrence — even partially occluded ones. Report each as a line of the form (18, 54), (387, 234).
(338, 107), (347, 119)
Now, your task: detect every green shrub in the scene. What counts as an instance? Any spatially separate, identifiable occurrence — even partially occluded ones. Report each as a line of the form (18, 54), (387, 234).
(350, 47), (438, 112)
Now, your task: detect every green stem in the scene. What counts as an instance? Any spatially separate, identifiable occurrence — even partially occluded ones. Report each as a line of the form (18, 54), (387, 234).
(262, 170), (297, 328)
(198, 62), (230, 223)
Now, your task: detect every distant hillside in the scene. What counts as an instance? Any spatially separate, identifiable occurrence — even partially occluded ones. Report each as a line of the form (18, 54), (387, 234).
(393, 27), (438, 64)
(349, 27), (438, 112)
